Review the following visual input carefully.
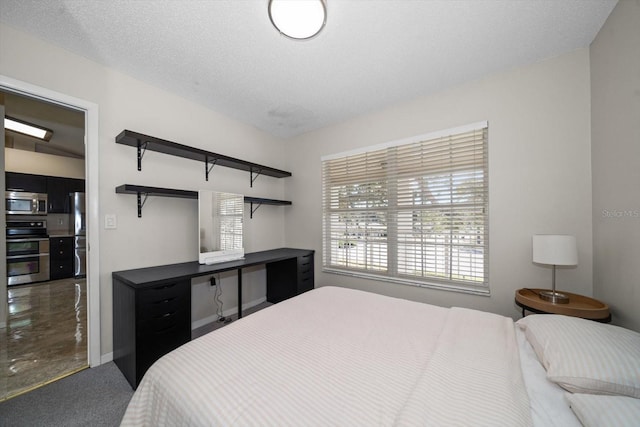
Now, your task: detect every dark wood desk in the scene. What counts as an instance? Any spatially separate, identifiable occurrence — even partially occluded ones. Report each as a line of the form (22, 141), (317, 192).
(112, 248), (314, 388)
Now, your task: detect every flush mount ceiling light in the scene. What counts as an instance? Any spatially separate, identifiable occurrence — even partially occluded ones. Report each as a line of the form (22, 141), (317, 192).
(4, 116), (53, 141)
(268, 0), (327, 40)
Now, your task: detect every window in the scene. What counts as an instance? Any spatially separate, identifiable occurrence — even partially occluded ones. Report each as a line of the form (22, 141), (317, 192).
(322, 122), (489, 294)
(216, 192), (244, 251)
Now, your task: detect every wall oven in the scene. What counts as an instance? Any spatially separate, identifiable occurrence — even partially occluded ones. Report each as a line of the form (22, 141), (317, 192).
(6, 191), (48, 215)
(6, 220), (50, 286)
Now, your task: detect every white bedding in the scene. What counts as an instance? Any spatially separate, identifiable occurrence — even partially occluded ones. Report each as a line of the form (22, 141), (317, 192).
(516, 328), (582, 427)
(121, 286), (533, 426)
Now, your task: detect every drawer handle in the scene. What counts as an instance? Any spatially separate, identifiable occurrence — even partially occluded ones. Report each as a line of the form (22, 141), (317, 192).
(300, 262), (310, 267)
(154, 284), (176, 290)
(155, 324), (177, 335)
(153, 297), (176, 305)
(301, 268), (311, 274)
(155, 311), (175, 319)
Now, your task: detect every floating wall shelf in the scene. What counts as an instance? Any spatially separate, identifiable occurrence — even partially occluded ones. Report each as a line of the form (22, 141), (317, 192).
(115, 184), (291, 218)
(115, 130), (291, 187)
(244, 196), (292, 219)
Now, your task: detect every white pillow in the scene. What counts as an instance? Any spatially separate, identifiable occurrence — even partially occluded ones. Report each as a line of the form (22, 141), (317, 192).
(567, 393), (640, 427)
(516, 315), (640, 398)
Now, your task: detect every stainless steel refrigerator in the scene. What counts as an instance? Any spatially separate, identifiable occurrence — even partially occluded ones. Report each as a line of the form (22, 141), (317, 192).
(70, 192), (86, 277)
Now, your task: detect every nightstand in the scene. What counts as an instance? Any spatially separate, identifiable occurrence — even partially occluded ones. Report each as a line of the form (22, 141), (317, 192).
(515, 288), (611, 322)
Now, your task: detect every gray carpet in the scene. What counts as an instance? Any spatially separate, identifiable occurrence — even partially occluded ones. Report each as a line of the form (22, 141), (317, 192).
(0, 362), (133, 427)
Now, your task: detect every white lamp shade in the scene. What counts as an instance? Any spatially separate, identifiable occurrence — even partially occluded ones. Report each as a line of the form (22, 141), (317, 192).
(532, 234), (578, 266)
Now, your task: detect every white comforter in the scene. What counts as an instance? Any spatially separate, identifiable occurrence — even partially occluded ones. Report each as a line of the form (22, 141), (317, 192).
(121, 286), (532, 426)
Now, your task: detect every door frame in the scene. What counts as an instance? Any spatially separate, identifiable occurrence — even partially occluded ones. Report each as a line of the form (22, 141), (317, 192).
(1, 74), (101, 367)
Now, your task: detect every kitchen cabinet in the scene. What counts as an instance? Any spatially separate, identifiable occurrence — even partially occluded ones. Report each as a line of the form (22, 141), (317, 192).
(49, 236), (74, 280)
(5, 172), (85, 213)
(47, 176), (85, 213)
(5, 172), (47, 193)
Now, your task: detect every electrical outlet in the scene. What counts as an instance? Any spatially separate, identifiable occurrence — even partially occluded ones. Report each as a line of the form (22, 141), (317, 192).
(210, 277), (216, 286)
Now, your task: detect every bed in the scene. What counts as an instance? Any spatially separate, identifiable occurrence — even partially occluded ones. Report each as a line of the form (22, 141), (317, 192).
(120, 286), (640, 426)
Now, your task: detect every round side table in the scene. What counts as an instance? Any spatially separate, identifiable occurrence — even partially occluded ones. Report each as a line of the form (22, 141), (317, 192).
(515, 288), (611, 322)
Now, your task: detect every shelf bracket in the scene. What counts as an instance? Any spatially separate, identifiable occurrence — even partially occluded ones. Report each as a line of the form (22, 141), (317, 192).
(250, 167), (263, 188)
(137, 192), (149, 218)
(137, 140), (149, 171)
(249, 201), (263, 219)
(205, 157), (218, 182)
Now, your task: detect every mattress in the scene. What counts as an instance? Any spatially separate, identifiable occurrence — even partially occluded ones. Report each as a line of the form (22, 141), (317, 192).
(121, 286), (533, 426)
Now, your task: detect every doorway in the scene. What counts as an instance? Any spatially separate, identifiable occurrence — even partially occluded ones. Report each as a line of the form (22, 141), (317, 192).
(0, 75), (100, 400)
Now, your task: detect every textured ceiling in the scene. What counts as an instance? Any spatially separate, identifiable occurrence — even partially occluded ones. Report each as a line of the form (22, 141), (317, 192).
(4, 92), (85, 158)
(0, 0), (617, 139)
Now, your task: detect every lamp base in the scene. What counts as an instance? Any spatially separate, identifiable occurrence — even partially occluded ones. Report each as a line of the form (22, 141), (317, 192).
(539, 290), (570, 304)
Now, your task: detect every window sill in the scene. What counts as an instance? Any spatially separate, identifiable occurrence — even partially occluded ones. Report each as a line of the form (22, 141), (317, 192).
(322, 268), (491, 297)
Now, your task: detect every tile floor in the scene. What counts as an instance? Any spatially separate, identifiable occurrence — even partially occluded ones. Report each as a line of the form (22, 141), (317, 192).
(0, 278), (88, 401)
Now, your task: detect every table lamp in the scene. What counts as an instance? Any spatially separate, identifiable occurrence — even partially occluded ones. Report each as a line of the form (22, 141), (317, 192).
(532, 234), (578, 304)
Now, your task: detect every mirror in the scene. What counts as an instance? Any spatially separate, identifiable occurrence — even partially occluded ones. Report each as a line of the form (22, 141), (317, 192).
(198, 190), (244, 264)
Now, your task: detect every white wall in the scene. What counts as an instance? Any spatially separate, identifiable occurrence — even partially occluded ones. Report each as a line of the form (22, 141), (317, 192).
(0, 24), (288, 356)
(284, 49), (593, 319)
(591, 0), (640, 331)
(5, 147), (85, 178)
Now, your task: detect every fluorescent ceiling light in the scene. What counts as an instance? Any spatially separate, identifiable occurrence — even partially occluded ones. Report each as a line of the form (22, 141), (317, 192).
(268, 0), (326, 40)
(4, 116), (53, 141)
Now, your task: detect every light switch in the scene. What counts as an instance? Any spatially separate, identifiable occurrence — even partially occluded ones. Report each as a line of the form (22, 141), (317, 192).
(105, 214), (117, 229)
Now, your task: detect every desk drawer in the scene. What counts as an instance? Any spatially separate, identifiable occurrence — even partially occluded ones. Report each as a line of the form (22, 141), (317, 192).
(137, 307), (189, 337)
(298, 275), (314, 293)
(297, 253), (313, 269)
(298, 264), (313, 280)
(298, 253), (314, 293)
(138, 281), (189, 305)
(137, 323), (190, 385)
(137, 291), (188, 321)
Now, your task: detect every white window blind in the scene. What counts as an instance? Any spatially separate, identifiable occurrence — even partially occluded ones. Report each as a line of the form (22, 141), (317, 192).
(216, 193), (244, 251)
(322, 122), (489, 294)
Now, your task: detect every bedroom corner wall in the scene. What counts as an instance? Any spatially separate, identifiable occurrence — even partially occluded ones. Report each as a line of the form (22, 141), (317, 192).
(591, 0), (640, 332)
(0, 23), (288, 357)
(283, 49), (593, 320)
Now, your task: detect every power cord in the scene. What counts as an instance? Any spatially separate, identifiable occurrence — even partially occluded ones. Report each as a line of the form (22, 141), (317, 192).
(210, 275), (233, 325)
(210, 275), (226, 322)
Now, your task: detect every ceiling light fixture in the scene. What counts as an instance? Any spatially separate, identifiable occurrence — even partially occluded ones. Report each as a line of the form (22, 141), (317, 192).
(268, 0), (327, 40)
(4, 116), (53, 141)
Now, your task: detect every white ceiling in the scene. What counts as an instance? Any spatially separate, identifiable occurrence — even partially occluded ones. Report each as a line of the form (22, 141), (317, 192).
(3, 92), (85, 158)
(0, 0), (617, 139)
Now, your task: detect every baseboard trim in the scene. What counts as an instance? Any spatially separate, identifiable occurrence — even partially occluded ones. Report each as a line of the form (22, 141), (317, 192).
(100, 352), (113, 365)
(191, 296), (266, 330)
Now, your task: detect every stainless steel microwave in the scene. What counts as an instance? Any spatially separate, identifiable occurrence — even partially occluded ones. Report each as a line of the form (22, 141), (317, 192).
(5, 191), (48, 215)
